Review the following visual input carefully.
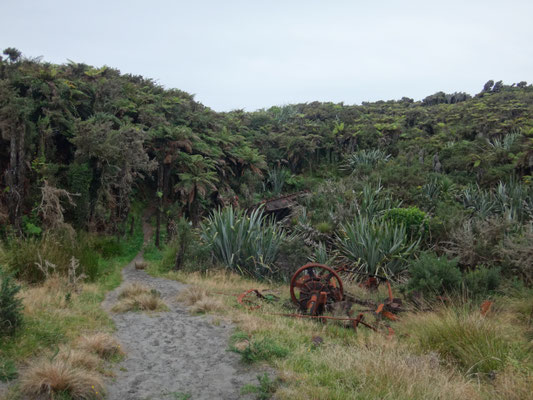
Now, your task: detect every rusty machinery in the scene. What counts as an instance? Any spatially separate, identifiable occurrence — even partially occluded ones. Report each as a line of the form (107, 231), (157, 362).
(290, 263), (344, 316)
(288, 263), (402, 332)
(237, 263), (494, 334)
(237, 263), (403, 333)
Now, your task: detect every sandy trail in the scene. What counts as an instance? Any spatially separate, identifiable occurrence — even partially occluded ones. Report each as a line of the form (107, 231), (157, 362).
(102, 218), (260, 400)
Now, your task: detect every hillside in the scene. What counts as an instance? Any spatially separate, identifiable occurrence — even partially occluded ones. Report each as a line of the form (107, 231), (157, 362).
(0, 48), (532, 399)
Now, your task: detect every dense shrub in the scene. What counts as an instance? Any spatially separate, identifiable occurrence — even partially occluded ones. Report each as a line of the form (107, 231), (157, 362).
(89, 236), (124, 259)
(407, 253), (462, 296)
(463, 266), (501, 297)
(0, 269), (23, 336)
(445, 217), (515, 268)
(384, 206), (428, 237)
(501, 230), (533, 284)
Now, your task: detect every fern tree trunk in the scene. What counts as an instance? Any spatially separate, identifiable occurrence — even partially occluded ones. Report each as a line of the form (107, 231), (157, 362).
(6, 126), (25, 233)
(155, 164), (163, 248)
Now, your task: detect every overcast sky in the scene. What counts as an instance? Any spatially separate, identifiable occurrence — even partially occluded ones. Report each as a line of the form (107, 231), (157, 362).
(1, 0), (532, 111)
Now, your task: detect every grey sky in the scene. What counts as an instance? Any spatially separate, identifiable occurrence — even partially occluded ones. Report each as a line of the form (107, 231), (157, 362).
(1, 0), (532, 111)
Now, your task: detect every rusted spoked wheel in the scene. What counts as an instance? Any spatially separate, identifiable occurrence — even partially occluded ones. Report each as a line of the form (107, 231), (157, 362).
(290, 263), (344, 314)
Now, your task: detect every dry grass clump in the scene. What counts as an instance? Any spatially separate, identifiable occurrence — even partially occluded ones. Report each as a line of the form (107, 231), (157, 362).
(21, 276), (77, 314)
(20, 359), (104, 399)
(112, 283), (167, 313)
(76, 333), (124, 360)
(113, 293), (167, 312)
(176, 286), (208, 306)
(176, 286), (224, 314)
(190, 297), (224, 314)
(57, 348), (101, 371)
(135, 261), (147, 270)
(117, 282), (151, 299)
(489, 367), (533, 400)
(184, 269), (264, 294)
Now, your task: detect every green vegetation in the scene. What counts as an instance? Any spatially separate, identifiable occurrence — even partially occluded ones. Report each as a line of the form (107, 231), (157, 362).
(200, 206), (286, 278)
(1, 48), (533, 399)
(241, 373), (281, 400)
(230, 332), (290, 364)
(338, 214), (419, 277)
(0, 270), (23, 336)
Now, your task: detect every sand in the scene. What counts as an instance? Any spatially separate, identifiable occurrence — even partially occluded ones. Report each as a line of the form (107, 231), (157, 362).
(101, 220), (262, 400)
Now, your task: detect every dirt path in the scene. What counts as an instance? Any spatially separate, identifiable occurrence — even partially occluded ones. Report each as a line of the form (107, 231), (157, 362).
(102, 218), (260, 400)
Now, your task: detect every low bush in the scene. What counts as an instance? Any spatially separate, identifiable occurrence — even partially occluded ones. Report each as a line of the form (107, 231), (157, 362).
(0, 269), (23, 336)
(445, 217), (510, 268)
(501, 230), (533, 284)
(314, 221), (333, 234)
(407, 253), (462, 296)
(384, 206), (428, 238)
(276, 236), (312, 280)
(463, 266), (501, 297)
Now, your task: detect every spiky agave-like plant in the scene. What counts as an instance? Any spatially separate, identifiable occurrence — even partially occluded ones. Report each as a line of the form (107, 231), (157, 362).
(200, 206), (286, 279)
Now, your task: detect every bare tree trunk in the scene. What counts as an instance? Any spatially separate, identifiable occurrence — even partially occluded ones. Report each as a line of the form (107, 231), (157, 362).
(129, 214), (135, 235)
(155, 164), (163, 248)
(6, 127), (24, 233)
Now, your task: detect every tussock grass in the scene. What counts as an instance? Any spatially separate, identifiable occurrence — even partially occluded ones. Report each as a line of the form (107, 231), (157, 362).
(76, 333), (124, 360)
(118, 282), (151, 299)
(57, 348), (102, 371)
(112, 294), (167, 313)
(20, 359), (104, 399)
(190, 297), (224, 314)
(176, 286), (209, 306)
(112, 284), (167, 313)
(177, 286), (224, 313)
(399, 307), (530, 375)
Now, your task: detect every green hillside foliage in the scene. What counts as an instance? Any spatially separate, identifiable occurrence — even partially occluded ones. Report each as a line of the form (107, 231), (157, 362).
(1, 49), (532, 289)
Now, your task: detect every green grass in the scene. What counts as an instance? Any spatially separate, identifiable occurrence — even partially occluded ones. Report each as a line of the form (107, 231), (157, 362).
(0, 357), (17, 381)
(399, 306), (533, 375)
(230, 332), (289, 364)
(241, 373), (280, 400)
